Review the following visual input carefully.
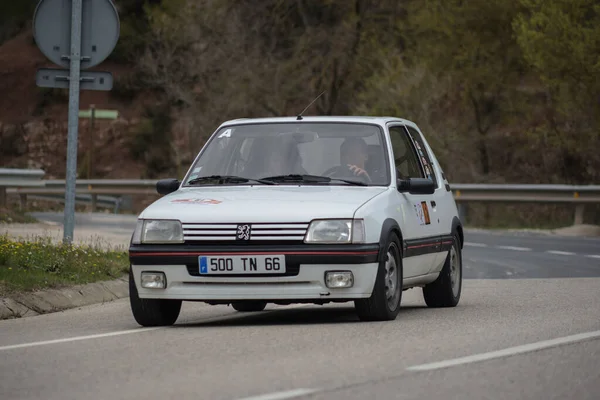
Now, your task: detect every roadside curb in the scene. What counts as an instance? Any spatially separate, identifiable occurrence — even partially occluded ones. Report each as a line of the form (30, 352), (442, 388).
(0, 276), (129, 320)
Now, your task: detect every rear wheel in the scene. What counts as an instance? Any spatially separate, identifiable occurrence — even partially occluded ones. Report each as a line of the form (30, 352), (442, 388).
(423, 233), (462, 307)
(129, 268), (182, 327)
(231, 301), (267, 312)
(355, 233), (403, 321)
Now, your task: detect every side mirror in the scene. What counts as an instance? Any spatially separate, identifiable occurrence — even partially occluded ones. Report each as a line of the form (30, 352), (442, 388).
(397, 177), (435, 195)
(156, 179), (180, 195)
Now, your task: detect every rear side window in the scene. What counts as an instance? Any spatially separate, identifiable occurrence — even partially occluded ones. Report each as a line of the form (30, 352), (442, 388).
(405, 126), (438, 188)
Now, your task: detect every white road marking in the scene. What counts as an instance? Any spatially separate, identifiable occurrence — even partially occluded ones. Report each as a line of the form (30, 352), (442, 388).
(546, 250), (575, 256)
(0, 327), (160, 352)
(406, 329), (600, 372)
(1, 306), (317, 352)
(496, 246), (531, 251)
(586, 255), (600, 259)
(237, 389), (319, 400)
(464, 242), (488, 247)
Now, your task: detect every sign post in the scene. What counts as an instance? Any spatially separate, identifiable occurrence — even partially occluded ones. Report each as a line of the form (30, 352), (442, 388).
(63, 0), (82, 244)
(77, 106), (119, 180)
(88, 105), (95, 180)
(33, 0), (120, 244)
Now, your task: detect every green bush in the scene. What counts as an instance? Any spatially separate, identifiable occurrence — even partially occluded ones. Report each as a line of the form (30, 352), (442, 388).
(0, 234), (129, 295)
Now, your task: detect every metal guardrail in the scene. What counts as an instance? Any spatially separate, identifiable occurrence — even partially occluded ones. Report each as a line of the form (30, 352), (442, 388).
(25, 194), (124, 213)
(452, 184), (600, 225)
(7, 179), (151, 213)
(0, 168), (46, 208)
(1, 172), (599, 224)
(452, 184), (600, 202)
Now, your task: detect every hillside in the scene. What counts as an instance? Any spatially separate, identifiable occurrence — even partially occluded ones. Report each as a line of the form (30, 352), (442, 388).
(0, 0), (599, 226)
(0, 31), (154, 179)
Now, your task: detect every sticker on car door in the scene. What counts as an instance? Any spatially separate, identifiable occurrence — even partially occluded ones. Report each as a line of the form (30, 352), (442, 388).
(414, 201), (431, 225)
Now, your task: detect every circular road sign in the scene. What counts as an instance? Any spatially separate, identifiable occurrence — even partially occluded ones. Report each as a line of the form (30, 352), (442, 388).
(33, 0), (120, 70)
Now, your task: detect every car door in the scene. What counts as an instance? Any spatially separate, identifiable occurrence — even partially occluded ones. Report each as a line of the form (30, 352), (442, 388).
(387, 124), (439, 278)
(404, 124), (456, 274)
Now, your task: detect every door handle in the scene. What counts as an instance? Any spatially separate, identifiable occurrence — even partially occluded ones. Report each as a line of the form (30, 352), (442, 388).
(431, 201), (436, 207)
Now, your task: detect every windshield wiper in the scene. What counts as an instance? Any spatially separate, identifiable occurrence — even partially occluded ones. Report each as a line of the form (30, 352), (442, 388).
(187, 175), (276, 185)
(260, 174), (367, 186)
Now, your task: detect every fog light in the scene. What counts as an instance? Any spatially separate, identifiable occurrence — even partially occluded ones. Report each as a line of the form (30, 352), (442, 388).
(325, 271), (354, 288)
(141, 272), (166, 289)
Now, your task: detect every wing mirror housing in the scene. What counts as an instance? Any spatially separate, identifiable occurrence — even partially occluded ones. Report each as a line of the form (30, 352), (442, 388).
(397, 177), (435, 195)
(156, 179), (181, 195)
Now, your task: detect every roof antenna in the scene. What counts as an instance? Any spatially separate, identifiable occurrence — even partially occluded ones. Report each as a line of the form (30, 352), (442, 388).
(296, 90), (326, 120)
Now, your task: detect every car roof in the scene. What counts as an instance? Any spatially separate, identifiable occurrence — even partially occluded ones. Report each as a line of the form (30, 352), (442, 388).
(217, 116), (418, 129)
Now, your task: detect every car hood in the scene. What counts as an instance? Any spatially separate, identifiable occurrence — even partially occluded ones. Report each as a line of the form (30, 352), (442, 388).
(139, 185), (388, 223)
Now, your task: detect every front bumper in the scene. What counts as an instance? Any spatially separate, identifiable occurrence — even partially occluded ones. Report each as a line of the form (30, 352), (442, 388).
(129, 243), (381, 301)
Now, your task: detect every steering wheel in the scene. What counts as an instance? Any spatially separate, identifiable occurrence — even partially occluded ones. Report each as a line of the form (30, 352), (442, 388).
(323, 165), (372, 183)
(323, 165), (343, 177)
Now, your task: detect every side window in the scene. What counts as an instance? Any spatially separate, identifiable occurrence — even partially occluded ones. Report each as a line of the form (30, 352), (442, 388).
(388, 126), (424, 179)
(405, 126), (438, 187)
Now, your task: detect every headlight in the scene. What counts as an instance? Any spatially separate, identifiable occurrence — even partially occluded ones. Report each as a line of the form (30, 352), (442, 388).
(134, 219), (184, 244)
(304, 219), (365, 244)
(131, 219), (143, 244)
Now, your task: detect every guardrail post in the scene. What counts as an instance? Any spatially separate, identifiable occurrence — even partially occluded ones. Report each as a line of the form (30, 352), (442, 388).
(91, 194), (97, 212)
(0, 187), (6, 207)
(114, 197), (122, 214)
(19, 194), (27, 211)
(457, 202), (468, 225)
(574, 204), (585, 225)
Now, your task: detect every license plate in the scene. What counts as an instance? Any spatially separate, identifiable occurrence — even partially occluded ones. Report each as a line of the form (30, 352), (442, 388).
(198, 255), (286, 275)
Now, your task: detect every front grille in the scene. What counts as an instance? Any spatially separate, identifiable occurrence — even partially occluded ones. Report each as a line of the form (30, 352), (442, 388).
(182, 222), (310, 243)
(186, 262), (301, 277)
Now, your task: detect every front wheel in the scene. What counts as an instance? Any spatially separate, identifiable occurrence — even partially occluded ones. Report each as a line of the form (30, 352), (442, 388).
(423, 233), (462, 307)
(354, 233), (403, 321)
(129, 268), (182, 327)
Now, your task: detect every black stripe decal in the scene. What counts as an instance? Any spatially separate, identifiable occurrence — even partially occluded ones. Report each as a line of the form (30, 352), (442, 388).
(404, 234), (455, 258)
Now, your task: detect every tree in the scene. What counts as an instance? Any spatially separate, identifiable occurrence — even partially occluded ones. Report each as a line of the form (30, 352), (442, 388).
(136, 0), (402, 166)
(0, 1), (37, 45)
(514, 0), (600, 183)
(411, 0), (528, 180)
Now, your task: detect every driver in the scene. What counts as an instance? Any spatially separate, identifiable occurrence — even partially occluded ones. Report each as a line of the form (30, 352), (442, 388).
(340, 137), (370, 180)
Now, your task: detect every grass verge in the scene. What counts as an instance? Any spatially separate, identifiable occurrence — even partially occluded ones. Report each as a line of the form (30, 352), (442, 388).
(0, 234), (129, 297)
(0, 207), (38, 224)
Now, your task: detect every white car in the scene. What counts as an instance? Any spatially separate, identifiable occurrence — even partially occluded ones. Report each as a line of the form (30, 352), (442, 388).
(128, 116), (463, 326)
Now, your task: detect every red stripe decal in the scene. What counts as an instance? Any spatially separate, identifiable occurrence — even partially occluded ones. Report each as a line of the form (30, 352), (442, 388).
(130, 251), (379, 257)
(407, 243), (438, 249)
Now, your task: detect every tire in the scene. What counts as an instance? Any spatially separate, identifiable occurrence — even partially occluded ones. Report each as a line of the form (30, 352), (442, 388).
(354, 233), (403, 321)
(129, 268), (182, 327)
(423, 233), (462, 307)
(231, 301), (267, 312)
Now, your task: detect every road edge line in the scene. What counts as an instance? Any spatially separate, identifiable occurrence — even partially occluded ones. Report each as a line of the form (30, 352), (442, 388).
(406, 330), (600, 371)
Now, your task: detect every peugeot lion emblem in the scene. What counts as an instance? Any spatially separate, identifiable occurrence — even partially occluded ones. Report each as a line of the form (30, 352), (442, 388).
(236, 224), (251, 241)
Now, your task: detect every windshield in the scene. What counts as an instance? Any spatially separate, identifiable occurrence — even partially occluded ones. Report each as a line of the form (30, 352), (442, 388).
(183, 122), (391, 186)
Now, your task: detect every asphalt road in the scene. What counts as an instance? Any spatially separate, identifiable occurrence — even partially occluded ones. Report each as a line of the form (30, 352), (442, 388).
(1, 213), (599, 400)
(462, 229), (600, 279)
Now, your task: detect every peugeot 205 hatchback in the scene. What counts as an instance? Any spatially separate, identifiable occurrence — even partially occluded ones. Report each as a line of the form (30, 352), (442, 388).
(128, 116), (464, 326)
